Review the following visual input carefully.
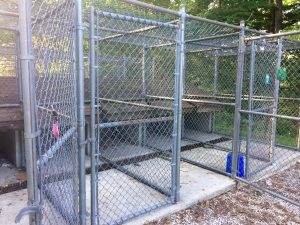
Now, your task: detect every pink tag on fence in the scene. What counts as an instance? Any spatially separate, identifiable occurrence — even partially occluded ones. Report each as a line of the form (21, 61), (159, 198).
(52, 124), (60, 140)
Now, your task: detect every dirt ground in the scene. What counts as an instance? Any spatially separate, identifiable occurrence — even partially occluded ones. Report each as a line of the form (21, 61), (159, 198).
(147, 163), (300, 225)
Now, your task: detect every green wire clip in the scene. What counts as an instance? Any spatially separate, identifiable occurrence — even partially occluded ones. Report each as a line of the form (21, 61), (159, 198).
(264, 73), (270, 85)
(277, 67), (287, 81)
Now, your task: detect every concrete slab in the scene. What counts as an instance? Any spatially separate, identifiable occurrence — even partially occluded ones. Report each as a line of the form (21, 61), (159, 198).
(0, 189), (72, 225)
(1, 130), (298, 225)
(85, 167), (168, 225)
(0, 161), (235, 225)
(124, 162), (235, 225)
(184, 129), (223, 143)
(145, 135), (196, 151)
(0, 189), (27, 225)
(181, 139), (300, 180)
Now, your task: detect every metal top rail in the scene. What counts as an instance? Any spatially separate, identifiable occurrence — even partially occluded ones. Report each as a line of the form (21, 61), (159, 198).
(240, 110), (300, 122)
(245, 30), (300, 41)
(90, 0), (300, 51)
(186, 14), (241, 30)
(119, 0), (181, 16)
(119, 0), (241, 30)
(95, 9), (178, 29)
(119, 0), (271, 36)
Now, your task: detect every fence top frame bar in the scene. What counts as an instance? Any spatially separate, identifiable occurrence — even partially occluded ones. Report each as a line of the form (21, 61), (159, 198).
(186, 45), (238, 54)
(98, 97), (174, 111)
(119, 0), (237, 30)
(186, 14), (241, 30)
(147, 32), (240, 49)
(240, 110), (300, 122)
(95, 27), (175, 42)
(119, 0), (271, 36)
(95, 0), (283, 49)
(146, 95), (235, 106)
(186, 32), (239, 43)
(245, 30), (300, 41)
(119, 0), (181, 16)
(184, 94), (274, 102)
(95, 9), (178, 29)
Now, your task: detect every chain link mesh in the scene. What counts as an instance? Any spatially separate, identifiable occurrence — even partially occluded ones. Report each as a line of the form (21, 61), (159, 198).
(180, 15), (300, 207)
(181, 17), (240, 174)
(88, 2), (179, 224)
(4, 0), (299, 223)
(31, 0), (78, 224)
(0, 2), (20, 125)
(239, 36), (300, 204)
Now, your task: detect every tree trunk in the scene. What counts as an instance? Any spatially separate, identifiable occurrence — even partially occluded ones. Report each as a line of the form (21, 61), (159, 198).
(274, 0), (283, 33)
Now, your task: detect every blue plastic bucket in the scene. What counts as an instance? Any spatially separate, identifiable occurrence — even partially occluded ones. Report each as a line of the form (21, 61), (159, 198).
(226, 152), (245, 177)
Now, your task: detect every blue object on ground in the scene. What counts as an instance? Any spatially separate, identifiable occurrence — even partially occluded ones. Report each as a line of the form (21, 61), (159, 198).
(226, 152), (245, 177)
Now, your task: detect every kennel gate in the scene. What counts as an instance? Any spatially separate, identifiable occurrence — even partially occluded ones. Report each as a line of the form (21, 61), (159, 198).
(16, 0), (82, 224)
(242, 39), (281, 178)
(178, 18), (244, 176)
(88, 5), (185, 225)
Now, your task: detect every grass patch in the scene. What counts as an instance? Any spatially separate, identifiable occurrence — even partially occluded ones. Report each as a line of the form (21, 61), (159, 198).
(215, 112), (298, 148)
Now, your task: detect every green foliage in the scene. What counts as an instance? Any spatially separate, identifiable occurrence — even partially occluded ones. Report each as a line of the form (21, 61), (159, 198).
(205, 0), (272, 29)
(142, 0), (299, 33)
(280, 51), (300, 100)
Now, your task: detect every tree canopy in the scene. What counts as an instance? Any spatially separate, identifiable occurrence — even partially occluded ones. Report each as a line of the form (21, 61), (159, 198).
(143, 0), (300, 33)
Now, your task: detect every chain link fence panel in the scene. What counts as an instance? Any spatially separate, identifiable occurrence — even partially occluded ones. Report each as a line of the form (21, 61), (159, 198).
(31, 0), (79, 224)
(88, 2), (182, 224)
(0, 2), (20, 113)
(181, 17), (240, 174)
(9, 0), (300, 223)
(238, 36), (300, 206)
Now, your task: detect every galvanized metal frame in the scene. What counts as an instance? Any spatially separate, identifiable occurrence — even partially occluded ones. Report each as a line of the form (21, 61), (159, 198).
(87, 3), (185, 224)
(17, 0), (40, 224)
(75, 0), (87, 223)
(270, 37), (283, 162)
(89, 7), (97, 225)
(245, 41), (255, 178)
(245, 30), (300, 41)
(171, 5), (186, 202)
(231, 21), (246, 179)
(95, 10), (178, 29)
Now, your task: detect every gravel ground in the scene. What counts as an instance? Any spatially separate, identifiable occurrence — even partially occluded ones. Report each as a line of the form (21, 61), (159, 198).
(147, 163), (300, 225)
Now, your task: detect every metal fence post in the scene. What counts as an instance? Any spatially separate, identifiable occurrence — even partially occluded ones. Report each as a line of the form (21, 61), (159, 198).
(270, 37), (283, 160)
(18, 0), (40, 224)
(245, 41), (255, 178)
(75, 0), (86, 224)
(89, 6), (98, 225)
(232, 21), (245, 179)
(171, 5), (185, 203)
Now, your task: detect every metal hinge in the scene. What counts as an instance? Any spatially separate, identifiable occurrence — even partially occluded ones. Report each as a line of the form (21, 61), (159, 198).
(79, 138), (94, 146)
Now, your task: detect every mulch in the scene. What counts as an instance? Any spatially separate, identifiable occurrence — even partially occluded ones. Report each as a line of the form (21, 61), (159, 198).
(147, 163), (300, 225)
